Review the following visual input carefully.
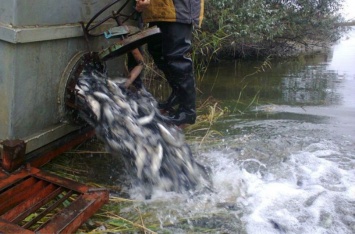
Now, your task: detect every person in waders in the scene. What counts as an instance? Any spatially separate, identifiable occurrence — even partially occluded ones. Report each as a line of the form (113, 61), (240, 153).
(136, 0), (204, 127)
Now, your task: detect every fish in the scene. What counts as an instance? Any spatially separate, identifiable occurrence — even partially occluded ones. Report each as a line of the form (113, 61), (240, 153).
(130, 100), (138, 114)
(75, 84), (86, 96)
(157, 123), (183, 147)
(113, 96), (132, 112)
(107, 79), (124, 97)
(137, 110), (155, 125)
(151, 143), (163, 176)
(93, 91), (111, 101)
(135, 144), (147, 179)
(102, 103), (114, 124)
(123, 139), (136, 154)
(124, 117), (144, 137)
(107, 138), (121, 152)
(86, 95), (101, 120)
(77, 79), (91, 92)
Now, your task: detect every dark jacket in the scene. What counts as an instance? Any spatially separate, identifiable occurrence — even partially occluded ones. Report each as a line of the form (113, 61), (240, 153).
(142, 0), (204, 26)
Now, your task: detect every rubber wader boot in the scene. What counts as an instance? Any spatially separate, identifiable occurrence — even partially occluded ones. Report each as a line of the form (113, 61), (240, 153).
(148, 22), (196, 125)
(169, 73), (196, 126)
(157, 84), (180, 113)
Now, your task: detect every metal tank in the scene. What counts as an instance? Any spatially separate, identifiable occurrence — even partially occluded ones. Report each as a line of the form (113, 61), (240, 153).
(0, 0), (130, 171)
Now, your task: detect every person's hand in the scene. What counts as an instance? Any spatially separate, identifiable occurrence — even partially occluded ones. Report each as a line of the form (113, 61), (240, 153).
(135, 0), (150, 12)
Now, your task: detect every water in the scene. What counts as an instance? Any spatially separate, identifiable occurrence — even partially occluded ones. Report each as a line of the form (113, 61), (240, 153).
(192, 29), (355, 233)
(118, 28), (355, 233)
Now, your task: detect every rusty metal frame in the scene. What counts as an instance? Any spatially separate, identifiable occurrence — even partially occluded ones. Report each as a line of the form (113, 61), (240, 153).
(1, 126), (95, 173)
(0, 166), (109, 233)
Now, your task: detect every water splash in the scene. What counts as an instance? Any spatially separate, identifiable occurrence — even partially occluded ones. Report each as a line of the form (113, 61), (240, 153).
(236, 138), (355, 234)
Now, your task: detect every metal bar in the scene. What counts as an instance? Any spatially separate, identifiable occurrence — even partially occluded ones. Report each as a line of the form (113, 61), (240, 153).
(24, 190), (74, 229)
(85, 0), (121, 32)
(33, 169), (89, 194)
(25, 126), (95, 169)
(0, 180), (47, 215)
(0, 218), (34, 234)
(0, 168), (8, 178)
(0, 176), (34, 199)
(11, 186), (64, 225)
(0, 177), (38, 212)
(0, 167), (39, 193)
(0, 166), (109, 233)
(1, 183), (58, 222)
(38, 191), (109, 233)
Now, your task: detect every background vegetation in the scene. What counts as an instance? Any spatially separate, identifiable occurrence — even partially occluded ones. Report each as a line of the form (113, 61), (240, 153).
(195, 0), (347, 63)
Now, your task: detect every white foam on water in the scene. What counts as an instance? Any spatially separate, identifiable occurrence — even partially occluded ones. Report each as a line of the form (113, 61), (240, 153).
(241, 140), (355, 234)
(125, 149), (247, 231)
(126, 138), (355, 233)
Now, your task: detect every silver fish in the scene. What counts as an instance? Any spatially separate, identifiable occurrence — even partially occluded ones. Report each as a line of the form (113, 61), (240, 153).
(137, 111), (155, 125)
(102, 103), (114, 125)
(157, 123), (183, 147)
(86, 95), (101, 120)
(135, 144), (147, 179)
(75, 84), (86, 96)
(123, 139), (136, 155)
(77, 79), (90, 92)
(107, 138), (121, 152)
(113, 96), (132, 112)
(93, 91), (111, 101)
(111, 125), (126, 138)
(125, 117), (144, 137)
(151, 143), (163, 176)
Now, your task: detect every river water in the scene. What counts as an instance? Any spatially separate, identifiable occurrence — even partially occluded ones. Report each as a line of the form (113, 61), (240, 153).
(120, 28), (355, 233)
(192, 31), (355, 233)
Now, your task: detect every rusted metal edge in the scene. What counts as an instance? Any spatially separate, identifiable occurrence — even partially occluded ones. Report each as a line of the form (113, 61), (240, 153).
(99, 26), (161, 61)
(0, 166), (109, 234)
(25, 125), (95, 169)
(0, 126), (95, 173)
(39, 191), (109, 233)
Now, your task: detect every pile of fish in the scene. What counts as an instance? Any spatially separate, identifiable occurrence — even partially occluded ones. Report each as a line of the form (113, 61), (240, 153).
(74, 68), (211, 197)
